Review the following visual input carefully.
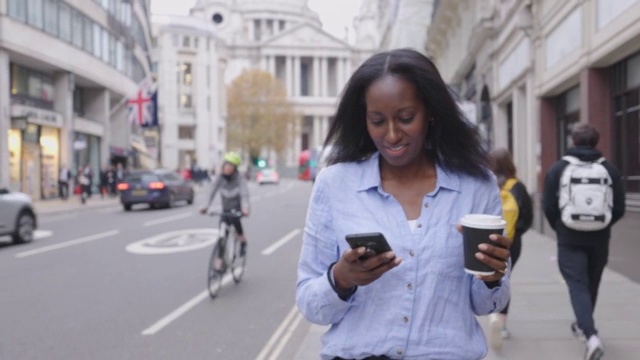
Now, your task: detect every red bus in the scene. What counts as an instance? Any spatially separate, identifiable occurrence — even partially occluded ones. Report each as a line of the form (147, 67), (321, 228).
(298, 150), (312, 181)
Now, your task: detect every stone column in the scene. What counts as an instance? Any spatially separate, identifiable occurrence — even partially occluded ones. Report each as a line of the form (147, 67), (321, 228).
(293, 56), (301, 97)
(53, 72), (75, 172)
(268, 55), (276, 76)
(320, 57), (328, 97)
(312, 57), (320, 97)
(0, 50), (10, 188)
(312, 116), (321, 149)
(248, 19), (255, 41)
(260, 56), (267, 71)
(286, 56), (293, 96)
(337, 57), (345, 93)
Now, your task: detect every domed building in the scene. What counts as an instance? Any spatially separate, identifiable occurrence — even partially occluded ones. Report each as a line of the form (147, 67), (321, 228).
(154, 0), (375, 172)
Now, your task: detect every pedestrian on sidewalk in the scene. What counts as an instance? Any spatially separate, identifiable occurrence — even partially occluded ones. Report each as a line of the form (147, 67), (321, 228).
(58, 165), (72, 200)
(296, 49), (512, 360)
(543, 123), (625, 360)
(488, 148), (533, 350)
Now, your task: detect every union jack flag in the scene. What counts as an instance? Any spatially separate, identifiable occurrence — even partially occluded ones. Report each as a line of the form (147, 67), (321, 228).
(128, 77), (158, 128)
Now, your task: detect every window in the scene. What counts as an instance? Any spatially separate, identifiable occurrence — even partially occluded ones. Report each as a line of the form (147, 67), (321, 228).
(279, 20), (285, 31)
(178, 126), (195, 139)
(506, 102), (514, 153)
(73, 87), (85, 117)
(93, 24), (102, 58)
(8, 0), (27, 22)
(102, 29), (109, 63)
(109, 33), (116, 66)
(83, 17), (93, 52)
(71, 10), (83, 47)
(10, 64), (55, 105)
(556, 86), (581, 156)
(182, 63), (192, 86)
(179, 94), (192, 108)
(300, 61), (309, 96)
(58, 3), (71, 42)
(43, 0), (58, 35)
(613, 53), (640, 193)
(116, 41), (124, 71)
(194, 37), (199, 49)
(172, 34), (179, 47)
(27, 0), (44, 29)
(183, 35), (190, 48)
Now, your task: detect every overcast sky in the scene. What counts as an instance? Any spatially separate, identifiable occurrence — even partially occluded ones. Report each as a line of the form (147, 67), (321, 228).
(150, 0), (362, 43)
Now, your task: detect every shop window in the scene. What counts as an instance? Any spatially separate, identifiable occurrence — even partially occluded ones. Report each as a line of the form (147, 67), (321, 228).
(10, 64), (55, 106)
(613, 53), (640, 193)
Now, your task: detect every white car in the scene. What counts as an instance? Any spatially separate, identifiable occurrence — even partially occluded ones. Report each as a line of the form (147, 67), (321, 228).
(256, 168), (280, 185)
(0, 188), (37, 243)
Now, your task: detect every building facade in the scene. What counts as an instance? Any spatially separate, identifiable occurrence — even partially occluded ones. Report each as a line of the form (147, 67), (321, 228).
(152, 15), (226, 172)
(426, 0), (640, 231)
(178, 0), (373, 171)
(0, 0), (153, 199)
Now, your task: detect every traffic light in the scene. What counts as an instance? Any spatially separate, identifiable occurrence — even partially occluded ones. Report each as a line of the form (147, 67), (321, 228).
(257, 159), (267, 168)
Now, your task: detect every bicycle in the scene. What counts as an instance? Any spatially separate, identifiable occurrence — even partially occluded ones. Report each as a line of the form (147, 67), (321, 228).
(206, 210), (247, 299)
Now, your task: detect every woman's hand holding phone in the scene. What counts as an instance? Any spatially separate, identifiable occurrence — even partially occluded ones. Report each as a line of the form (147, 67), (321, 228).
(332, 233), (403, 291)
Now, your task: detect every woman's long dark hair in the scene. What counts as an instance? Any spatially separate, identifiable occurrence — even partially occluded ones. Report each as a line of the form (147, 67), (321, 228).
(324, 48), (490, 180)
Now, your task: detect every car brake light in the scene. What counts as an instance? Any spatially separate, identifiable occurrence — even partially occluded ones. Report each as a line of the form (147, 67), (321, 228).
(148, 182), (165, 190)
(117, 183), (129, 191)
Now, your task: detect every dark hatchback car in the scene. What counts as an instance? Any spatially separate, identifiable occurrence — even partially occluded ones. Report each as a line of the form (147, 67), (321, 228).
(118, 169), (194, 211)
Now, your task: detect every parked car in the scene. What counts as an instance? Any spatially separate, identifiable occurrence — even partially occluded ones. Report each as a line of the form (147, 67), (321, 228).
(256, 168), (280, 185)
(117, 169), (195, 211)
(0, 188), (37, 243)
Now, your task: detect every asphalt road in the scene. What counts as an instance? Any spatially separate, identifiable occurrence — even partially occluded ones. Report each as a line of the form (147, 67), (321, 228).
(0, 179), (315, 360)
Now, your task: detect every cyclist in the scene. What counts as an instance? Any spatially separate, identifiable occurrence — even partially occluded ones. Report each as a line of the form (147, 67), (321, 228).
(200, 151), (250, 257)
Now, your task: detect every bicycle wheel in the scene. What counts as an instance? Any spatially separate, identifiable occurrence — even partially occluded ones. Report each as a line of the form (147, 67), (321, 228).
(230, 238), (246, 283)
(207, 238), (225, 299)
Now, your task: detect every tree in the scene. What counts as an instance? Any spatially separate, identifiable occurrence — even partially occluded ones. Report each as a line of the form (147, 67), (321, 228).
(226, 69), (297, 162)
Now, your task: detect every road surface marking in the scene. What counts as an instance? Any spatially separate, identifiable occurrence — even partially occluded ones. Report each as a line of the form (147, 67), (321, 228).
(15, 229), (119, 258)
(126, 229), (219, 255)
(255, 305), (303, 360)
(142, 212), (193, 227)
(100, 207), (122, 213)
(34, 230), (53, 240)
(261, 229), (301, 256)
(141, 274), (233, 336)
(39, 213), (78, 224)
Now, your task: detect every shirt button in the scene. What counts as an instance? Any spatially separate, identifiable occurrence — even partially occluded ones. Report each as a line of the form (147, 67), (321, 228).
(407, 283), (413, 290)
(402, 316), (409, 323)
(424, 203), (430, 208)
(397, 349), (404, 355)
(417, 223), (422, 228)
(409, 250), (415, 257)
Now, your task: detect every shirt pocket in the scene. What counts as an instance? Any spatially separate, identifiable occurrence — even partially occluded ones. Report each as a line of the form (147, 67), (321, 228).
(430, 221), (465, 278)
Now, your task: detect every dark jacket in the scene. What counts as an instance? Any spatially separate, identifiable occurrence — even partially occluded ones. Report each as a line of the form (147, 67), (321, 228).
(543, 146), (625, 246)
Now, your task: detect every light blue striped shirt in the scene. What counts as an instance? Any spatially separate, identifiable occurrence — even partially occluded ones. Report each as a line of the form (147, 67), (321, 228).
(296, 152), (510, 360)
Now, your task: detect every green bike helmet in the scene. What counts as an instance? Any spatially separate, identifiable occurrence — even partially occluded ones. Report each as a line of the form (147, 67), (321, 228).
(223, 151), (242, 167)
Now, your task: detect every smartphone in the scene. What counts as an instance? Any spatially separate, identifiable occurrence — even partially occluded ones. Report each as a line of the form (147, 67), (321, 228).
(345, 232), (393, 260)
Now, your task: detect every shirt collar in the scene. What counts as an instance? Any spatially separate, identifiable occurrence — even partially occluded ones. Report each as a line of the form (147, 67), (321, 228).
(356, 152), (462, 193)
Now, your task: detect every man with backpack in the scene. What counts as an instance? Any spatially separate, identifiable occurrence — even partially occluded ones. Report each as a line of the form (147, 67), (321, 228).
(543, 123), (625, 360)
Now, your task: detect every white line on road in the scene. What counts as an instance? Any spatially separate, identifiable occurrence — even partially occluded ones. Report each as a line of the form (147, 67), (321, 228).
(38, 213), (78, 224)
(34, 230), (53, 240)
(141, 274), (233, 336)
(261, 229), (301, 256)
(255, 305), (303, 360)
(100, 206), (122, 213)
(142, 212), (194, 227)
(15, 229), (119, 258)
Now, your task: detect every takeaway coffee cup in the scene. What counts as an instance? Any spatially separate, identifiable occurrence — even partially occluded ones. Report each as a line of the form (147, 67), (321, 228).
(460, 214), (506, 275)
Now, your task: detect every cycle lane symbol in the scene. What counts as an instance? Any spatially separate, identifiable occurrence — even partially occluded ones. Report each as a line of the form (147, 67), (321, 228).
(126, 229), (219, 255)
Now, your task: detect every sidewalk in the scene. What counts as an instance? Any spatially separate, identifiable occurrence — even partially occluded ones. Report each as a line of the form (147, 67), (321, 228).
(33, 195), (120, 215)
(294, 231), (640, 359)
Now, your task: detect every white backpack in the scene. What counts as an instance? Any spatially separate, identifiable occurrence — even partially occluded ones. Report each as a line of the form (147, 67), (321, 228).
(559, 156), (613, 231)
